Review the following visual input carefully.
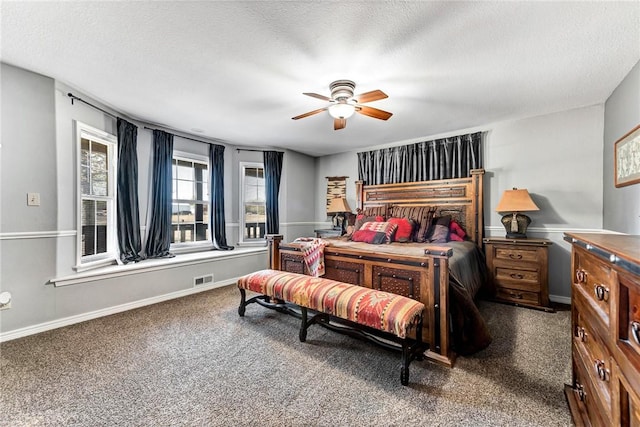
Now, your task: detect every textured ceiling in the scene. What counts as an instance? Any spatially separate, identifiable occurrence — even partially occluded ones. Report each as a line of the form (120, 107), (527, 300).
(2, 1), (639, 157)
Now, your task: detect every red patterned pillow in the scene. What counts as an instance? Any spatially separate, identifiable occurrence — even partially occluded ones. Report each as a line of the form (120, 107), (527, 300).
(351, 222), (397, 244)
(354, 214), (384, 232)
(387, 217), (416, 243)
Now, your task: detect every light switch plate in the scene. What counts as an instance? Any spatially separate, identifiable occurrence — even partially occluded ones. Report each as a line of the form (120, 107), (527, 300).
(27, 192), (40, 206)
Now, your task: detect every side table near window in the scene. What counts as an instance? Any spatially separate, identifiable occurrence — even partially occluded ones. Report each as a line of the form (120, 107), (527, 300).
(483, 237), (553, 312)
(314, 229), (343, 239)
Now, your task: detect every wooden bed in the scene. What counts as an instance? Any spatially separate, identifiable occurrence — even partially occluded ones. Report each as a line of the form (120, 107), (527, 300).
(266, 169), (487, 367)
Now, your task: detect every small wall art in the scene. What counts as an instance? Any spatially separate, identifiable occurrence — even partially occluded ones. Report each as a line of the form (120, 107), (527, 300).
(615, 124), (640, 188)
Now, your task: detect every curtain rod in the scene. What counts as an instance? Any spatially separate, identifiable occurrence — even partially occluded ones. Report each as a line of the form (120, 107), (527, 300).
(143, 126), (218, 145)
(236, 148), (284, 153)
(67, 93), (117, 120)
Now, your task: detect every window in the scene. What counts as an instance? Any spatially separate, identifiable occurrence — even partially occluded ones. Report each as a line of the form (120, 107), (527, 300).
(76, 122), (117, 267)
(239, 162), (266, 242)
(172, 152), (210, 247)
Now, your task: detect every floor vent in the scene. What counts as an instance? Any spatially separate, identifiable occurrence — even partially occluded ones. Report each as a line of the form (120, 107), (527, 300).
(193, 274), (214, 286)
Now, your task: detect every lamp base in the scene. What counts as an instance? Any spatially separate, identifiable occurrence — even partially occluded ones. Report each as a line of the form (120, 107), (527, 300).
(501, 213), (532, 239)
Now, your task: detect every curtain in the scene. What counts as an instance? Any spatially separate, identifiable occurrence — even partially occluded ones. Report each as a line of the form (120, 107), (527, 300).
(144, 130), (174, 258)
(357, 132), (483, 184)
(116, 118), (143, 263)
(209, 144), (233, 250)
(263, 151), (284, 234)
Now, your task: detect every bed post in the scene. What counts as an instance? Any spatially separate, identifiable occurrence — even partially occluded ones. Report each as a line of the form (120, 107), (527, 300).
(265, 234), (283, 270)
(355, 180), (364, 212)
(470, 169), (485, 248)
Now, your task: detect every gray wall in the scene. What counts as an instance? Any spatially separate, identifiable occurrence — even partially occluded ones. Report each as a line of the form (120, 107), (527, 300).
(1, 63), (302, 338)
(314, 105), (607, 302)
(604, 60), (640, 234)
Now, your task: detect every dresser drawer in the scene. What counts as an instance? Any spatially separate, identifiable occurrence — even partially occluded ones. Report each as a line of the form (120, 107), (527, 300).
(615, 364), (640, 427)
(496, 286), (539, 305)
(572, 348), (610, 427)
(494, 246), (540, 263)
(574, 248), (613, 322)
(573, 298), (613, 414)
(616, 271), (640, 387)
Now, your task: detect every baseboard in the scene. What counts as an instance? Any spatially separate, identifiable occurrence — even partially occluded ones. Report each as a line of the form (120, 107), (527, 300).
(550, 294), (571, 305)
(0, 277), (239, 343)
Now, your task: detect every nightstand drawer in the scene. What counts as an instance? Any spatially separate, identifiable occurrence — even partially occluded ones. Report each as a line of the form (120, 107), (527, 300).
(495, 286), (539, 305)
(495, 247), (540, 263)
(494, 266), (540, 287)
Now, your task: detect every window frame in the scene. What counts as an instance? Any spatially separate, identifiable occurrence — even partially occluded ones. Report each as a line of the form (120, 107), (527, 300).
(75, 121), (118, 270)
(239, 161), (267, 245)
(170, 150), (212, 252)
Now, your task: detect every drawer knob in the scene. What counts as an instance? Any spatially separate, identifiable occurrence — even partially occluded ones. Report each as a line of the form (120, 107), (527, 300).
(593, 284), (609, 302)
(594, 359), (609, 382)
(510, 292), (523, 299)
(631, 321), (640, 345)
(575, 269), (587, 284)
(575, 383), (586, 402)
(575, 326), (587, 342)
(510, 273), (524, 280)
(509, 253), (523, 260)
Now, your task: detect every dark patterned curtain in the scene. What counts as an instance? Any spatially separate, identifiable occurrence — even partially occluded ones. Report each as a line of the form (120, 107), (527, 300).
(263, 151), (284, 234)
(358, 132), (483, 184)
(209, 144), (233, 250)
(116, 118), (143, 263)
(144, 130), (174, 258)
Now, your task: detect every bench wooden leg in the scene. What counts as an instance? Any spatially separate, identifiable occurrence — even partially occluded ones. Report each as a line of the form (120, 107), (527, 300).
(400, 316), (425, 386)
(238, 289), (247, 317)
(299, 307), (308, 342)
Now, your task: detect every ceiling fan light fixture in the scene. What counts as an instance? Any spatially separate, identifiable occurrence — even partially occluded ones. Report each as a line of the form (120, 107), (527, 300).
(328, 102), (355, 119)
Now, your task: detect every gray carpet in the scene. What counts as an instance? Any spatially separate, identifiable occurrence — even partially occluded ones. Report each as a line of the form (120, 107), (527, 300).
(0, 285), (572, 426)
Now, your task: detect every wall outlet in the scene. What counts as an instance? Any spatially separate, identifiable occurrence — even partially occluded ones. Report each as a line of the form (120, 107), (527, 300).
(27, 192), (40, 206)
(0, 291), (12, 310)
(193, 274), (214, 286)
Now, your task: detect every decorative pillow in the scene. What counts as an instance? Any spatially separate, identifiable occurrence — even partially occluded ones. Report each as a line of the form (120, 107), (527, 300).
(449, 219), (467, 239)
(427, 215), (451, 243)
(416, 207), (438, 243)
(358, 206), (387, 218)
(353, 214), (384, 233)
(387, 217), (417, 243)
(351, 221), (398, 244)
(449, 232), (464, 242)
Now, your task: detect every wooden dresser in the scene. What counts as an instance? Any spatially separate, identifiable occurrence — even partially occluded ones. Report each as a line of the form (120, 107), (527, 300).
(564, 232), (640, 426)
(483, 237), (552, 311)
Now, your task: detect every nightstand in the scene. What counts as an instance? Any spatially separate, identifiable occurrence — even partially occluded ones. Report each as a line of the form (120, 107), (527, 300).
(483, 237), (553, 312)
(314, 228), (343, 238)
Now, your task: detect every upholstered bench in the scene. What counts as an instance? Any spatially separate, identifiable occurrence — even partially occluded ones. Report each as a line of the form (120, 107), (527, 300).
(237, 269), (426, 385)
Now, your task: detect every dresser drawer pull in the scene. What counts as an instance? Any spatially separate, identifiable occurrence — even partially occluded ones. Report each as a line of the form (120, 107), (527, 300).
(508, 253), (523, 260)
(575, 383), (586, 402)
(594, 359), (609, 382)
(510, 273), (524, 280)
(575, 269), (587, 284)
(632, 321), (640, 345)
(509, 292), (523, 299)
(575, 326), (587, 342)
(593, 284), (609, 302)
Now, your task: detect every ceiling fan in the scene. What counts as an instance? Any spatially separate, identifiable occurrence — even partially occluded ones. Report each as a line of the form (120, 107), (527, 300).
(292, 80), (392, 130)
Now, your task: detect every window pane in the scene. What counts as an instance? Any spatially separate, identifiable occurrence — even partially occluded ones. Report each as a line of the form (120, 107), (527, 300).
(81, 165), (91, 195)
(176, 159), (193, 180)
(177, 180), (194, 200)
(82, 200), (96, 256)
(81, 139), (90, 167)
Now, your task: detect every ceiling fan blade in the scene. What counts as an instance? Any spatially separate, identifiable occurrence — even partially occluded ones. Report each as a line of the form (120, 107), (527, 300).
(334, 118), (346, 130)
(356, 105), (393, 120)
(303, 92), (332, 101)
(353, 89), (388, 104)
(292, 107), (327, 120)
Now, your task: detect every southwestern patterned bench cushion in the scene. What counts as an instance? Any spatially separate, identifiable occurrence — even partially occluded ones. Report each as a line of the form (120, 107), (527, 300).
(237, 269), (425, 339)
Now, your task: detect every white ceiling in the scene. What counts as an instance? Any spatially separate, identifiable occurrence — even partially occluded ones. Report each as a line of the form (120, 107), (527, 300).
(2, 1), (639, 157)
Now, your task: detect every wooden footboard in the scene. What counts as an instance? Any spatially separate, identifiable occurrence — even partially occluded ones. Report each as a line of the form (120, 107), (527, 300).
(266, 234), (456, 367)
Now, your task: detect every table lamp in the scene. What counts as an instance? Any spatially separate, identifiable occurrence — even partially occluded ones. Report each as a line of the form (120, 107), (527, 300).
(327, 197), (352, 235)
(495, 188), (539, 239)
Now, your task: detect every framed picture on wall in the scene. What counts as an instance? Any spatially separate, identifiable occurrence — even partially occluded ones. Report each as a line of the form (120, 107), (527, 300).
(614, 124), (640, 188)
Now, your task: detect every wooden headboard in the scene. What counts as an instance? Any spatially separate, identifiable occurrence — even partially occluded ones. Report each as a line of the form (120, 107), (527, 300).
(355, 169), (485, 247)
